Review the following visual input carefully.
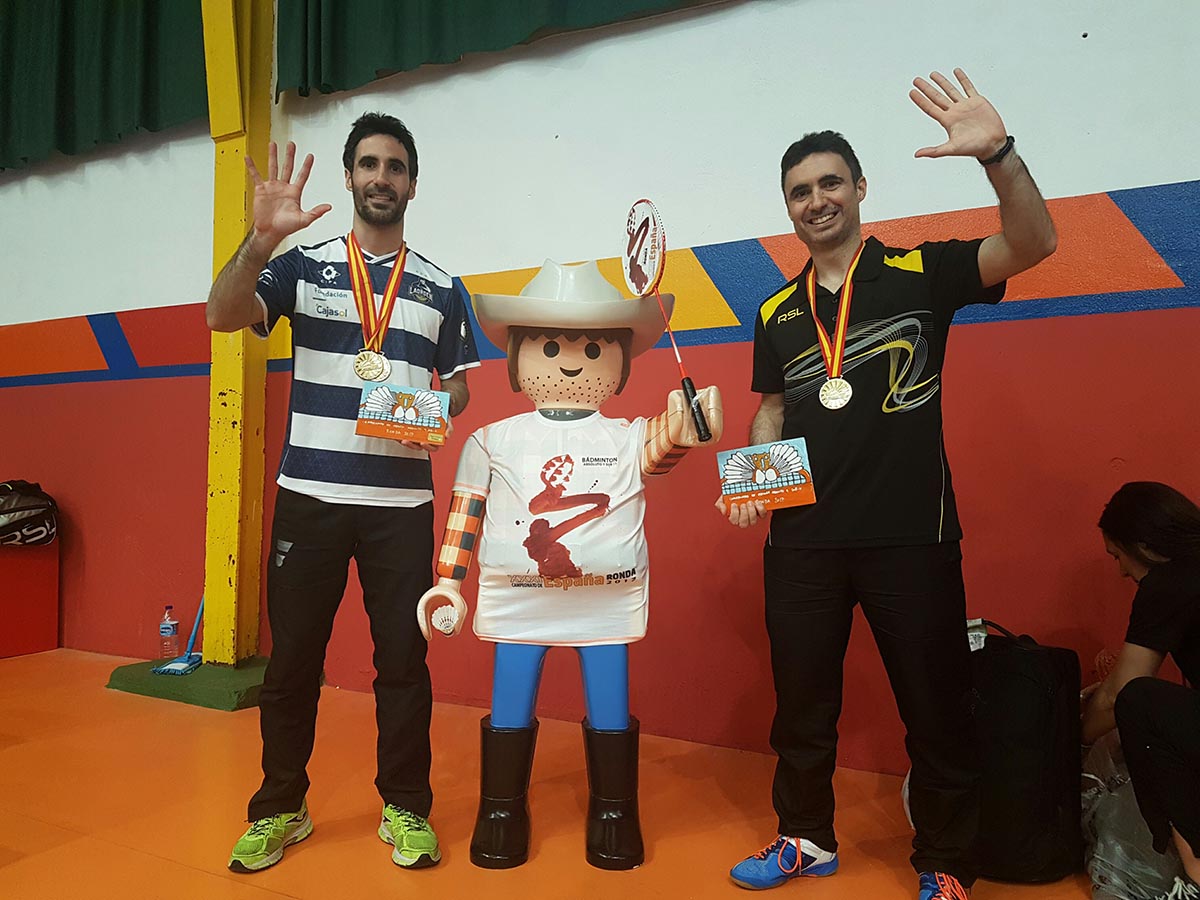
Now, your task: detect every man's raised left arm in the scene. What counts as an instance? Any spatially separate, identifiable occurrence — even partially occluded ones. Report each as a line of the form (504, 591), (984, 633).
(910, 67), (1057, 288)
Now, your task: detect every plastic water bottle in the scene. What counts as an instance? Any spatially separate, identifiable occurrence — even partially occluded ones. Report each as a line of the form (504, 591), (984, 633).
(159, 605), (180, 658)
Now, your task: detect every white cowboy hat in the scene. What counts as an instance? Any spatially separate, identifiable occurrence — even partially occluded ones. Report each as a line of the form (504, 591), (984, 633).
(473, 259), (673, 358)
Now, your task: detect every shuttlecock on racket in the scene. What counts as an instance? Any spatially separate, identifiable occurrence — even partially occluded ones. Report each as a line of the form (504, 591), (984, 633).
(431, 604), (459, 635)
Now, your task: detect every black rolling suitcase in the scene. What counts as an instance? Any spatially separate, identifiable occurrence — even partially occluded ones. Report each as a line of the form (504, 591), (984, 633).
(970, 619), (1083, 882)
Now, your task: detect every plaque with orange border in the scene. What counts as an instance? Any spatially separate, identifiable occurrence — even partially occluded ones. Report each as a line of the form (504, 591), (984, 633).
(356, 383), (450, 444)
(718, 437), (816, 510)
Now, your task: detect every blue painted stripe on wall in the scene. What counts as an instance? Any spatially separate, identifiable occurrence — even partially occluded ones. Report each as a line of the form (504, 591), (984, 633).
(0, 358), (294, 388)
(0, 362), (210, 388)
(1108, 181), (1200, 286)
(691, 238), (785, 342)
(87, 313), (139, 374)
(953, 286), (1198, 325)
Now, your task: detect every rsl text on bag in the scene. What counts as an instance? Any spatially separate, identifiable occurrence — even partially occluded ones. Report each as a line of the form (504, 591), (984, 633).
(0, 480), (58, 546)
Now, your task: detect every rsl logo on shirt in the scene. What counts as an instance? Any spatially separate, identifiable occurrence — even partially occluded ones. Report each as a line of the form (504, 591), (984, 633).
(777, 307), (806, 325)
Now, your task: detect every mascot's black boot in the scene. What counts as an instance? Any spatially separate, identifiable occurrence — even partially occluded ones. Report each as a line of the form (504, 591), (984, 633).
(582, 716), (644, 870)
(470, 716), (538, 868)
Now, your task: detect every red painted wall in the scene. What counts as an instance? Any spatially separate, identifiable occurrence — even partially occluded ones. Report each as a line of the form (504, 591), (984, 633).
(1, 378), (210, 654)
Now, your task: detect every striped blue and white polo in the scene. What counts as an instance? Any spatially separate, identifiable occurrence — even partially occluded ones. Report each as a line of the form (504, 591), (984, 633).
(252, 235), (480, 507)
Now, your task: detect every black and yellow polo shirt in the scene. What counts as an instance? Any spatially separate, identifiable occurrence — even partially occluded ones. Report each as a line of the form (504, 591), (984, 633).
(751, 235), (1004, 548)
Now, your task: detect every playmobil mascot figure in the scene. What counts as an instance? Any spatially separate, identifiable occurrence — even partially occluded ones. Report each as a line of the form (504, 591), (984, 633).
(417, 259), (722, 870)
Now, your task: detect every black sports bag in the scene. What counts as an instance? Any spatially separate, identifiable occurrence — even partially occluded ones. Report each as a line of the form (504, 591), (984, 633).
(971, 620), (1083, 882)
(0, 480), (58, 546)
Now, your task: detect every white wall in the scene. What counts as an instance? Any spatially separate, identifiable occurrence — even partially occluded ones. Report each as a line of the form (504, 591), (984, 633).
(1, 0), (1196, 327)
(0, 121), (215, 327)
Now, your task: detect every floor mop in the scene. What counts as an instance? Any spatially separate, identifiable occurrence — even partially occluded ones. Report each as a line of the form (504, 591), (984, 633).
(152, 596), (204, 675)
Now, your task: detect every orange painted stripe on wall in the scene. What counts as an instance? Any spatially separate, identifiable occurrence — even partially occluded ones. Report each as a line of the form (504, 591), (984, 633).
(760, 193), (1183, 301)
(0, 320), (108, 378)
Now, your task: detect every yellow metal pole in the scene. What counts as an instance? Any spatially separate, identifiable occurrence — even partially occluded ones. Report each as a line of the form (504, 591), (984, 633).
(200, 0), (274, 665)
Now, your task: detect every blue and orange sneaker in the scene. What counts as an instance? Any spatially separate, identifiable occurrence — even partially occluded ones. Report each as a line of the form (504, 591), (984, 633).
(918, 871), (971, 899)
(730, 835), (839, 890)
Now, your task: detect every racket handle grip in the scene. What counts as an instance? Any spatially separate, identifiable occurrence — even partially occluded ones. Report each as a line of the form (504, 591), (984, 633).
(682, 377), (712, 443)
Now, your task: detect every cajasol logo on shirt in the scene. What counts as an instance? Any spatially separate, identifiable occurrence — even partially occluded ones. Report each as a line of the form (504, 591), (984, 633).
(312, 287), (351, 319)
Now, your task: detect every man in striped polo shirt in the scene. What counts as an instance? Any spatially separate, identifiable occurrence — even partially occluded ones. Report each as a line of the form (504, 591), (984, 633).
(207, 113), (480, 874)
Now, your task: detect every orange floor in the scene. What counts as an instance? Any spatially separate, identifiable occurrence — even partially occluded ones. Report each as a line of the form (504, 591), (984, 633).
(0, 650), (1091, 899)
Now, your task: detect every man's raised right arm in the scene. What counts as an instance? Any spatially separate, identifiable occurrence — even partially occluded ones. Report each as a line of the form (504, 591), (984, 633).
(206, 141), (331, 333)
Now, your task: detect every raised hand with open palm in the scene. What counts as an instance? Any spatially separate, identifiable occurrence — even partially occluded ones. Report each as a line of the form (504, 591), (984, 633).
(245, 141), (332, 245)
(909, 68), (1009, 162)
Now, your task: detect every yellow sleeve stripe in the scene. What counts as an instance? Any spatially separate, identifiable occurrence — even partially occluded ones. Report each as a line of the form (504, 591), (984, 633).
(882, 249), (923, 273)
(759, 282), (800, 326)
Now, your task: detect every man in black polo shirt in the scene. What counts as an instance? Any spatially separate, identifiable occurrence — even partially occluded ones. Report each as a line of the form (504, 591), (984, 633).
(721, 69), (1057, 899)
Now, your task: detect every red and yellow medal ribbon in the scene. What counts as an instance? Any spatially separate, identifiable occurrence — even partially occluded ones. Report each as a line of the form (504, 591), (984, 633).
(805, 241), (865, 379)
(347, 232), (407, 352)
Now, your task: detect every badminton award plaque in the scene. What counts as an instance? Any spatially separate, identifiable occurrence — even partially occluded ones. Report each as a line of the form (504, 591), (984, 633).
(718, 437), (817, 511)
(356, 384), (451, 444)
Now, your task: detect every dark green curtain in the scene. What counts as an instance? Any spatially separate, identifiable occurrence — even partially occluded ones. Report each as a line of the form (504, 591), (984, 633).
(277, 0), (717, 97)
(0, 0), (208, 170)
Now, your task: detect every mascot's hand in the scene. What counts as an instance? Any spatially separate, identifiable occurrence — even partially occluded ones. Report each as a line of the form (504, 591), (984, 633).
(417, 577), (468, 641)
(667, 384), (724, 445)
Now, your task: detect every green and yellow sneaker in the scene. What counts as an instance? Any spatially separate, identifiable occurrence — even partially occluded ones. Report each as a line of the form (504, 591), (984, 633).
(228, 802), (313, 873)
(378, 804), (441, 868)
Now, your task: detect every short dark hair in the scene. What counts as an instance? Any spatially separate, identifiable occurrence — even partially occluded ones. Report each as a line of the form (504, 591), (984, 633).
(780, 130), (862, 191)
(506, 327), (632, 395)
(343, 112), (418, 180)
(1099, 481), (1200, 566)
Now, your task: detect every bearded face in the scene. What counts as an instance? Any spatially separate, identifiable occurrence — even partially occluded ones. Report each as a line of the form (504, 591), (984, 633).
(516, 333), (625, 410)
(352, 179), (409, 227)
(344, 133), (415, 229)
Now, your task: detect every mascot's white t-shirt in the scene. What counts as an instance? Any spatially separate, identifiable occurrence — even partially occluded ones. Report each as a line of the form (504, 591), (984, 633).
(454, 411), (650, 646)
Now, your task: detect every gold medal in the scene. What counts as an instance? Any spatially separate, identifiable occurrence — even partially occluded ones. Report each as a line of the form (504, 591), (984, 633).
(819, 376), (853, 410)
(352, 349), (392, 382)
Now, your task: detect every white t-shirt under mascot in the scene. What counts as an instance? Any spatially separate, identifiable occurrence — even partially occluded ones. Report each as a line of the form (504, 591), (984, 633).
(417, 259), (723, 871)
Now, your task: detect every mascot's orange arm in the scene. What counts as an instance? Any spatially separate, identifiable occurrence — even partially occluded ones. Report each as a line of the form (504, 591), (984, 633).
(436, 489), (487, 580)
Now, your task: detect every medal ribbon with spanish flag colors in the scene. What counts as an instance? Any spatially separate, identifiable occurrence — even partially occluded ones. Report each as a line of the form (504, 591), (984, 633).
(347, 231), (407, 364)
(805, 241), (865, 409)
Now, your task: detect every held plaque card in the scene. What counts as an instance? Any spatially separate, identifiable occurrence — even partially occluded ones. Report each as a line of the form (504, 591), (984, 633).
(356, 384), (451, 445)
(718, 437), (816, 511)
